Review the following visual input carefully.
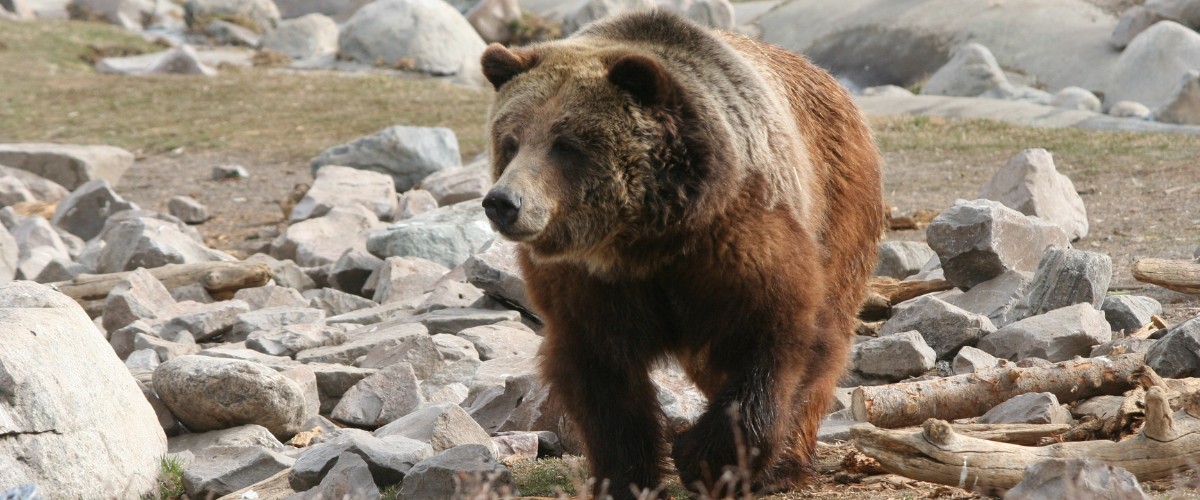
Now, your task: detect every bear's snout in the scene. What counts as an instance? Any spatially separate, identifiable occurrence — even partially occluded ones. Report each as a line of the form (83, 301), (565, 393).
(482, 187), (523, 231)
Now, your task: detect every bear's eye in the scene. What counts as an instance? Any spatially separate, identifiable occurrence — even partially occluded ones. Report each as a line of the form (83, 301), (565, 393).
(499, 136), (519, 163)
(551, 138), (586, 168)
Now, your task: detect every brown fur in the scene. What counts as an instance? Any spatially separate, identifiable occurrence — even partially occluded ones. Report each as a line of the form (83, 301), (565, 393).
(481, 10), (883, 499)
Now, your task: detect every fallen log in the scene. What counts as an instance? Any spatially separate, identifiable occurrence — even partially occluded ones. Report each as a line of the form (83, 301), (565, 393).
(50, 261), (273, 316)
(1132, 258), (1200, 294)
(851, 354), (1145, 428)
(851, 387), (1200, 492)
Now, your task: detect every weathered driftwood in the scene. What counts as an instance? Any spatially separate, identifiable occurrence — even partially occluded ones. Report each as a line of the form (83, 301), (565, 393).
(1132, 258), (1200, 294)
(946, 423), (1070, 446)
(851, 387), (1200, 492)
(851, 354), (1145, 428)
(860, 277), (955, 320)
(50, 262), (273, 315)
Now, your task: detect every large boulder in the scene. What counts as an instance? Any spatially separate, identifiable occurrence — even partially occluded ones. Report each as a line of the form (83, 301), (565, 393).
(926, 199), (1070, 289)
(366, 200), (495, 268)
(1105, 20), (1200, 108)
(1154, 69), (1200, 125)
(154, 355), (309, 438)
(0, 281), (166, 497)
(920, 43), (1008, 98)
(978, 149), (1088, 241)
(0, 143), (134, 190)
(978, 303), (1112, 362)
(184, 0), (280, 33)
(338, 0), (486, 76)
(311, 126), (461, 192)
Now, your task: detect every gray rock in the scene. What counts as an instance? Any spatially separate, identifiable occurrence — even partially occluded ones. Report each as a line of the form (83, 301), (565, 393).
(305, 287), (378, 316)
(1007, 247), (1111, 323)
(1155, 69), (1200, 125)
(421, 161), (491, 206)
(416, 279), (485, 314)
(978, 303), (1113, 362)
(372, 256), (449, 305)
(204, 19), (262, 47)
(492, 432), (539, 462)
(102, 267), (175, 332)
(562, 0), (654, 35)
(197, 343), (303, 370)
(181, 445), (295, 499)
(355, 327), (443, 378)
(157, 299), (251, 342)
(464, 237), (530, 311)
(398, 445), (517, 500)
(0, 143), (133, 190)
(0, 165), (70, 204)
(290, 452), (380, 500)
(686, 0), (734, 29)
(154, 355), (308, 438)
(879, 296), (997, 359)
(874, 240), (938, 279)
(375, 403), (495, 454)
(465, 0), (520, 43)
(464, 369), (538, 433)
(15, 247), (76, 283)
(246, 323), (346, 358)
(431, 333), (480, 362)
(945, 270), (1033, 327)
(456, 321), (541, 361)
(168, 424), (285, 454)
(1106, 21), (1200, 109)
(212, 164), (250, 180)
(951, 345), (1000, 375)
(0, 176), (36, 208)
(94, 216), (235, 274)
(920, 43), (1008, 98)
(404, 307), (522, 335)
(817, 409), (860, 443)
(850, 331), (936, 380)
(1109, 100), (1152, 119)
(95, 45), (218, 76)
(1145, 317), (1200, 378)
(1101, 295), (1162, 334)
(1091, 337), (1158, 357)
(270, 205), (382, 267)
(0, 281), (166, 498)
(281, 364), (321, 425)
(289, 429), (432, 491)
(308, 363), (377, 414)
(1051, 86), (1102, 112)
(338, 0), (485, 76)
(330, 247), (383, 297)
(926, 198), (1070, 289)
(980, 392), (1072, 425)
(1111, 6), (1166, 50)
(184, 0), (280, 32)
(246, 253), (317, 291)
(171, 283), (213, 303)
(235, 285), (309, 310)
(292, 165), (398, 223)
(1145, 0), (1200, 28)
(125, 348), (161, 371)
(0, 224), (16, 282)
(228, 306), (326, 343)
(167, 195), (209, 224)
(396, 189), (439, 219)
(1004, 458), (1149, 500)
(263, 13), (338, 61)
(312, 126), (461, 193)
(50, 179), (137, 240)
(332, 362), (425, 427)
(323, 300), (411, 326)
(295, 321), (428, 365)
(1071, 395), (1126, 421)
(978, 148), (1089, 240)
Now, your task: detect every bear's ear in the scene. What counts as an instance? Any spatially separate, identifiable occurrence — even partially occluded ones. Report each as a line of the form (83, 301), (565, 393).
(607, 54), (677, 108)
(481, 44), (537, 90)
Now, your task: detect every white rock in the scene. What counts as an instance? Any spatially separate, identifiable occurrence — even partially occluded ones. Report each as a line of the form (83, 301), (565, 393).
(338, 0), (485, 76)
(292, 165), (398, 223)
(1050, 86), (1101, 112)
(270, 205), (382, 267)
(168, 195), (209, 224)
(263, 13), (339, 62)
(1105, 21), (1200, 109)
(311, 126), (461, 193)
(366, 200), (495, 269)
(978, 303), (1112, 362)
(96, 45), (218, 76)
(94, 216), (235, 274)
(1108, 100), (1152, 119)
(1110, 6), (1166, 50)
(420, 161), (491, 206)
(926, 199), (1070, 289)
(978, 148), (1088, 240)
(397, 189), (439, 219)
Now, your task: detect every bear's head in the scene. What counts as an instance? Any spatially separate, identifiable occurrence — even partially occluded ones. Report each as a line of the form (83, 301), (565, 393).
(480, 42), (724, 275)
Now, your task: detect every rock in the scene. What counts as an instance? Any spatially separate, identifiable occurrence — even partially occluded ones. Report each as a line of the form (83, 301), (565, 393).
(167, 195), (209, 224)
(0, 143), (133, 191)
(1145, 0), (1200, 29)
(235, 285), (309, 310)
(281, 364), (321, 424)
(879, 296), (997, 359)
(926, 198), (1070, 289)
(1101, 295), (1163, 334)
(1145, 317), (1200, 378)
(126, 348), (161, 371)
(0, 224), (16, 282)
(156, 299), (251, 342)
(1091, 337), (1158, 357)
(184, 0), (280, 33)
(404, 307), (522, 335)
(686, 0), (733, 29)
(562, 0), (654, 35)
(295, 321), (428, 364)
(204, 19), (262, 47)
(944, 270), (1032, 327)
(355, 327), (443, 378)
(367, 200), (495, 268)
(371, 256), (449, 305)
(102, 267), (175, 332)
(862, 85), (914, 97)
(1007, 247), (1111, 323)
(339, 0), (485, 76)
(94, 216), (235, 273)
(308, 363), (377, 414)
(456, 321), (541, 361)
(11, 216), (72, 275)
(416, 279), (485, 314)
(154, 355), (308, 438)
(951, 345), (1000, 375)
(311, 126), (461, 193)
(289, 429), (432, 490)
(305, 287), (378, 316)
(982, 83), (1053, 105)
(464, 237), (530, 311)
(375, 403), (495, 454)
(181, 445), (295, 499)
(874, 240), (937, 279)
(1154, 69), (1200, 125)
(0, 176), (36, 208)
(978, 148), (1089, 241)
(979, 392), (1073, 425)
(397, 189), (439, 219)
(292, 165), (398, 223)
(1004, 458), (1149, 500)
(1108, 100), (1152, 119)
(15, 247), (76, 283)
(1111, 6), (1166, 50)
(978, 303), (1112, 362)
(212, 164), (250, 180)
(850, 330), (936, 380)
(332, 362), (425, 427)
(465, 0), (520, 43)
(228, 306), (326, 343)
(197, 343), (303, 370)
(920, 43), (1008, 98)
(246, 323), (346, 358)
(246, 253), (316, 291)
(168, 424), (285, 454)
(1106, 21), (1200, 109)
(398, 445), (517, 500)
(263, 12), (338, 61)
(492, 432), (539, 462)
(290, 452), (380, 500)
(270, 205), (382, 267)
(95, 45), (218, 76)
(0, 166), (70, 204)
(0, 281), (166, 498)
(431, 333), (480, 363)
(49, 179), (136, 241)
(1051, 86), (1102, 112)
(421, 162), (491, 206)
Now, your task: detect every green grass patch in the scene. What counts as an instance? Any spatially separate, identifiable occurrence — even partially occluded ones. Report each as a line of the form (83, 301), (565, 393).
(152, 455), (185, 500)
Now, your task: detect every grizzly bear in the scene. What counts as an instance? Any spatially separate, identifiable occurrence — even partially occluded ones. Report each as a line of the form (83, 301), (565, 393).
(479, 9), (883, 499)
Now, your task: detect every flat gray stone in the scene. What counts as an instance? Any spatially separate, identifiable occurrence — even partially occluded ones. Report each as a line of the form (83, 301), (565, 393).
(234, 285), (309, 310)
(464, 237), (531, 312)
(295, 321), (427, 365)
(402, 307), (522, 335)
(875, 240), (937, 279)
(397, 445), (517, 500)
(371, 256), (448, 305)
(366, 200), (495, 268)
(51, 179), (137, 240)
(156, 299), (251, 342)
(396, 189), (438, 219)
(1145, 317), (1200, 378)
(978, 303), (1112, 362)
(331, 362), (425, 427)
(308, 363), (377, 414)
(456, 321), (541, 361)
(420, 162), (491, 206)
(926, 199), (1070, 289)
(979, 392), (1072, 425)
(102, 267), (175, 332)
(289, 451), (380, 500)
(1005, 458), (1149, 500)
(94, 216), (235, 274)
(181, 445), (295, 500)
(1102, 295), (1163, 334)
(167, 195), (209, 224)
(168, 424), (285, 454)
(416, 279), (485, 314)
(431, 333), (480, 363)
(288, 429), (431, 491)
(355, 327), (443, 378)
(329, 247), (383, 297)
(850, 331), (936, 380)
(304, 287), (378, 316)
(246, 323), (346, 358)
(228, 306), (326, 343)
(945, 270), (1032, 327)
(952, 345), (1001, 374)
(292, 165), (398, 223)
(311, 125), (461, 192)
(374, 403), (495, 454)
(269, 205), (382, 268)
(880, 295), (997, 359)
(0, 143), (134, 190)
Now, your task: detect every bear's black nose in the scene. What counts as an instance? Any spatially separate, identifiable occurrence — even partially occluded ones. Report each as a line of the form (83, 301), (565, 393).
(483, 187), (522, 229)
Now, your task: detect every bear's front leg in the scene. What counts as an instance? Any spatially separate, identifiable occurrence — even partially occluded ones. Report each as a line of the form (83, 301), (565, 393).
(540, 330), (669, 500)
